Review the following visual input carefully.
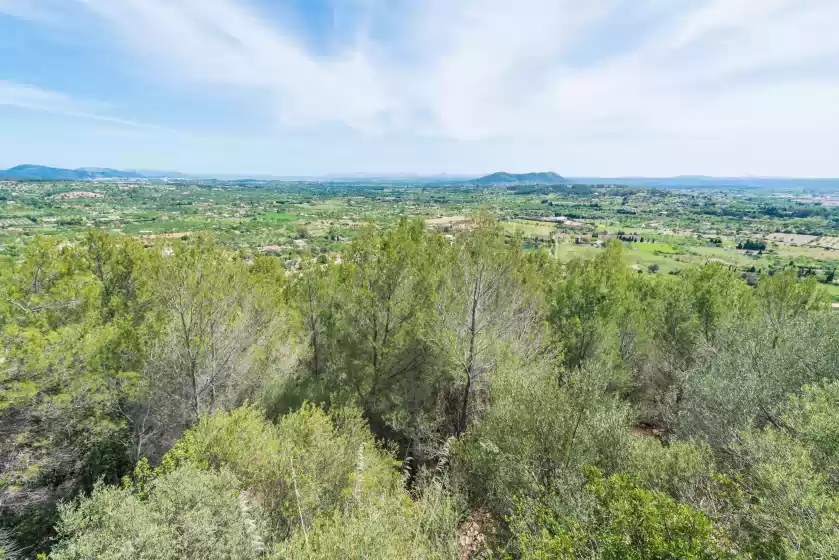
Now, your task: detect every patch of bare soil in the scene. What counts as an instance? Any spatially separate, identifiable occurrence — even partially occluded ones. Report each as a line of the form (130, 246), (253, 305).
(141, 232), (192, 239)
(458, 509), (496, 559)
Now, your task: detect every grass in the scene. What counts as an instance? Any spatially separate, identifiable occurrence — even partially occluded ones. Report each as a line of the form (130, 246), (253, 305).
(624, 248), (684, 273)
(631, 242), (679, 254)
(259, 212), (299, 223)
(502, 220), (556, 237)
(554, 244), (600, 261)
(553, 242), (684, 273)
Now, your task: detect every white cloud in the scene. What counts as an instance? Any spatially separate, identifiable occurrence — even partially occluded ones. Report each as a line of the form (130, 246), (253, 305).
(0, 80), (169, 130)
(0, 0), (81, 24)
(5, 0), (839, 174)
(76, 0), (394, 130)
(67, 0), (839, 141)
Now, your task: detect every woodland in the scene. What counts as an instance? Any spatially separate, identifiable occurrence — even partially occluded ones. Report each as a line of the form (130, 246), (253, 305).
(1, 214), (837, 559)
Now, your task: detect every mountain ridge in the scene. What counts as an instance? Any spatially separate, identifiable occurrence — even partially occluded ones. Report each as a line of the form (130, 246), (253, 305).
(0, 165), (179, 180)
(471, 171), (567, 185)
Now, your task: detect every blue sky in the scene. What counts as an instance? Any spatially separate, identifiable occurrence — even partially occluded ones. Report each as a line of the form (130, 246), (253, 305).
(1, 0), (838, 176)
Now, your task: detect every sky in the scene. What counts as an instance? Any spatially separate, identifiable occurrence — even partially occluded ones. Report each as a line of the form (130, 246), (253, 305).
(0, 0), (838, 177)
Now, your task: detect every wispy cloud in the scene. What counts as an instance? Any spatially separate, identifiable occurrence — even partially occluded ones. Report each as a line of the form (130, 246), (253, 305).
(64, 0), (839, 142)
(76, 0), (393, 130)
(0, 0), (79, 24)
(0, 80), (171, 131)
(4, 0), (839, 174)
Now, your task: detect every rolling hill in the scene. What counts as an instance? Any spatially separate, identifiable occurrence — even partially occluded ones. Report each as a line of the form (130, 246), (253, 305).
(472, 171), (567, 185)
(0, 165), (166, 180)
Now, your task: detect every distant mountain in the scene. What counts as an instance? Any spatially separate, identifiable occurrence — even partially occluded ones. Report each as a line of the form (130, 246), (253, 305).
(126, 169), (189, 179)
(322, 172), (474, 181)
(568, 176), (839, 192)
(472, 171), (567, 185)
(0, 165), (147, 180)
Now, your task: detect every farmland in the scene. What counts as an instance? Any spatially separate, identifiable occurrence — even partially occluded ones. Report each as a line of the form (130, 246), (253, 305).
(2, 178), (837, 297)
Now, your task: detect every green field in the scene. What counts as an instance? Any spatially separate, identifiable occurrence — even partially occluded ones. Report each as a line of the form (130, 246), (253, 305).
(1, 177), (839, 287)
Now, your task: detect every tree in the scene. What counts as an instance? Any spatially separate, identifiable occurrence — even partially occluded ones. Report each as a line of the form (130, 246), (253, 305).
(550, 241), (634, 370)
(679, 263), (753, 341)
(717, 381), (839, 558)
(430, 213), (542, 435)
(452, 363), (631, 519)
(677, 313), (839, 447)
(138, 236), (285, 459)
(633, 274), (703, 434)
(755, 267), (828, 346)
(293, 260), (336, 380)
(0, 235), (154, 552)
(309, 219), (447, 449)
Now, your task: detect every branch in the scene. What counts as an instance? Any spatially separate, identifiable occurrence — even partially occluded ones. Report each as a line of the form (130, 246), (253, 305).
(4, 297), (79, 313)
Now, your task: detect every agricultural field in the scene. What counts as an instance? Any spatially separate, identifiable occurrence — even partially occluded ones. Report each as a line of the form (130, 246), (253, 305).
(1, 178), (838, 298)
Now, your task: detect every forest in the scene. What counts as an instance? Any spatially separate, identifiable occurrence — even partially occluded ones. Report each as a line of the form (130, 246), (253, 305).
(1, 214), (838, 559)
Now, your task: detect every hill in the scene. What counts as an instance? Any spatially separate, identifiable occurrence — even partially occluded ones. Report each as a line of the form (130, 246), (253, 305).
(1, 165), (152, 180)
(472, 171), (567, 185)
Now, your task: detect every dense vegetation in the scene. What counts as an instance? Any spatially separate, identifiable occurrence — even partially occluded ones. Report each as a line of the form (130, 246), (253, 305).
(1, 214), (838, 559)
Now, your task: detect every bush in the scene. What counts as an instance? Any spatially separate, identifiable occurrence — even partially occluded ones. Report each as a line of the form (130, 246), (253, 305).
(156, 404), (399, 537)
(509, 468), (732, 559)
(677, 313), (839, 446)
(452, 363), (631, 521)
(623, 439), (723, 517)
(272, 472), (459, 559)
(716, 381), (839, 558)
(51, 403), (462, 559)
(50, 466), (267, 560)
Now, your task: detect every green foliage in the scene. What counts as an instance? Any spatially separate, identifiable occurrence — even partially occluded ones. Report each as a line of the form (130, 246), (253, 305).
(510, 468), (731, 559)
(52, 404), (459, 560)
(716, 381), (839, 558)
(623, 439), (722, 516)
(755, 267), (829, 339)
(50, 466), (267, 560)
(429, 212), (544, 437)
(3, 220), (839, 559)
(677, 312), (839, 446)
(452, 363), (631, 520)
(0, 233), (158, 553)
(273, 469), (460, 559)
(678, 263), (754, 341)
(550, 241), (634, 370)
(778, 381), (839, 482)
(625, 381), (839, 559)
(155, 404), (400, 538)
(276, 218), (479, 464)
(148, 234), (285, 423)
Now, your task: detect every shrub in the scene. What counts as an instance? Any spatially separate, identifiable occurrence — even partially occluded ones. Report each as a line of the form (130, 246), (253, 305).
(509, 468), (733, 559)
(50, 466), (267, 560)
(156, 403), (399, 537)
(452, 363), (631, 521)
(717, 381), (839, 558)
(272, 472), (459, 559)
